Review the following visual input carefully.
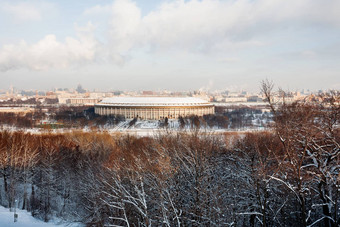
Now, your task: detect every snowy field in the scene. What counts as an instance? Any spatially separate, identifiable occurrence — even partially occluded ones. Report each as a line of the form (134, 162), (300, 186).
(0, 118), (269, 137)
(0, 206), (82, 227)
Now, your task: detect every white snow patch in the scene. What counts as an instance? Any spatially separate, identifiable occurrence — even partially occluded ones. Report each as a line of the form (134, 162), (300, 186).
(0, 206), (82, 227)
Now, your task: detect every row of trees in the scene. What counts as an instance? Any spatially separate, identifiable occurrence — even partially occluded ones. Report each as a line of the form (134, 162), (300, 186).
(0, 106), (126, 129)
(0, 104), (269, 130)
(0, 98), (58, 105)
(0, 87), (339, 226)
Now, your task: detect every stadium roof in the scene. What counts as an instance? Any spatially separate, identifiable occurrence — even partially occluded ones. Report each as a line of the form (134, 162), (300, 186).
(96, 97), (212, 107)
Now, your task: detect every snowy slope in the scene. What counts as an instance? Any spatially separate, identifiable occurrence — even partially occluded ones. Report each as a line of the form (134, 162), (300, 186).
(0, 206), (82, 227)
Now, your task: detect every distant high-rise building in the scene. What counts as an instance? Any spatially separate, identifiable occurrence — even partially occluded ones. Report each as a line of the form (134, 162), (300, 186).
(76, 84), (86, 93)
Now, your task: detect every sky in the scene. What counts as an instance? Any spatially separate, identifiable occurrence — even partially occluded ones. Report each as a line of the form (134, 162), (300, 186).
(0, 0), (339, 92)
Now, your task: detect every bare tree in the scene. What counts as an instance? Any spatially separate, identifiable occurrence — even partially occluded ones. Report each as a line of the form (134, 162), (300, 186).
(262, 81), (340, 226)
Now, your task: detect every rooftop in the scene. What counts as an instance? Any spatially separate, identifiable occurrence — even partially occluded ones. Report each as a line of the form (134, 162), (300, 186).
(97, 97), (212, 107)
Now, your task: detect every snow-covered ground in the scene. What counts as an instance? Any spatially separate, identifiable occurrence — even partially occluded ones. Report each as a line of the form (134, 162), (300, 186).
(0, 206), (82, 227)
(0, 117), (270, 137)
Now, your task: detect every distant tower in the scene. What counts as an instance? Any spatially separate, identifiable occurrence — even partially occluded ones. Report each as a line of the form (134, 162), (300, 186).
(76, 84), (86, 93)
(10, 85), (13, 96)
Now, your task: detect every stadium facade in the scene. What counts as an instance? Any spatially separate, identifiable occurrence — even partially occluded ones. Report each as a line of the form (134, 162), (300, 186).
(94, 97), (214, 120)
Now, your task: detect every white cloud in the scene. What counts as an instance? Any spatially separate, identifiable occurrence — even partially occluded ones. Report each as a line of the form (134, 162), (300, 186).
(0, 23), (101, 71)
(1, 2), (42, 22)
(1, 1), (56, 23)
(83, 5), (112, 15)
(1, 0), (340, 71)
(103, 0), (340, 52)
(108, 0), (142, 52)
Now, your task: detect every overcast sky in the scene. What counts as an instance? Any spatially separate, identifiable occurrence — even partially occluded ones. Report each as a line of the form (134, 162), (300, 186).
(0, 0), (339, 92)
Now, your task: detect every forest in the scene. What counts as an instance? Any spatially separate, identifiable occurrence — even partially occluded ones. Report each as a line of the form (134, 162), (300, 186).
(0, 88), (339, 226)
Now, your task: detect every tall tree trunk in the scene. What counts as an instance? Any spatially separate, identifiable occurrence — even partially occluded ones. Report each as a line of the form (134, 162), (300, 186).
(30, 184), (36, 216)
(22, 173), (28, 210)
(299, 194), (307, 227)
(318, 181), (333, 227)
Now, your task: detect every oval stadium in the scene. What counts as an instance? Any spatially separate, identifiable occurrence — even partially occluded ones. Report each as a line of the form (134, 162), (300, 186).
(94, 97), (214, 120)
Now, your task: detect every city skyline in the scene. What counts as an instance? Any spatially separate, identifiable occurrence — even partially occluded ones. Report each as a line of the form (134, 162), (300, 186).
(1, 0), (340, 92)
